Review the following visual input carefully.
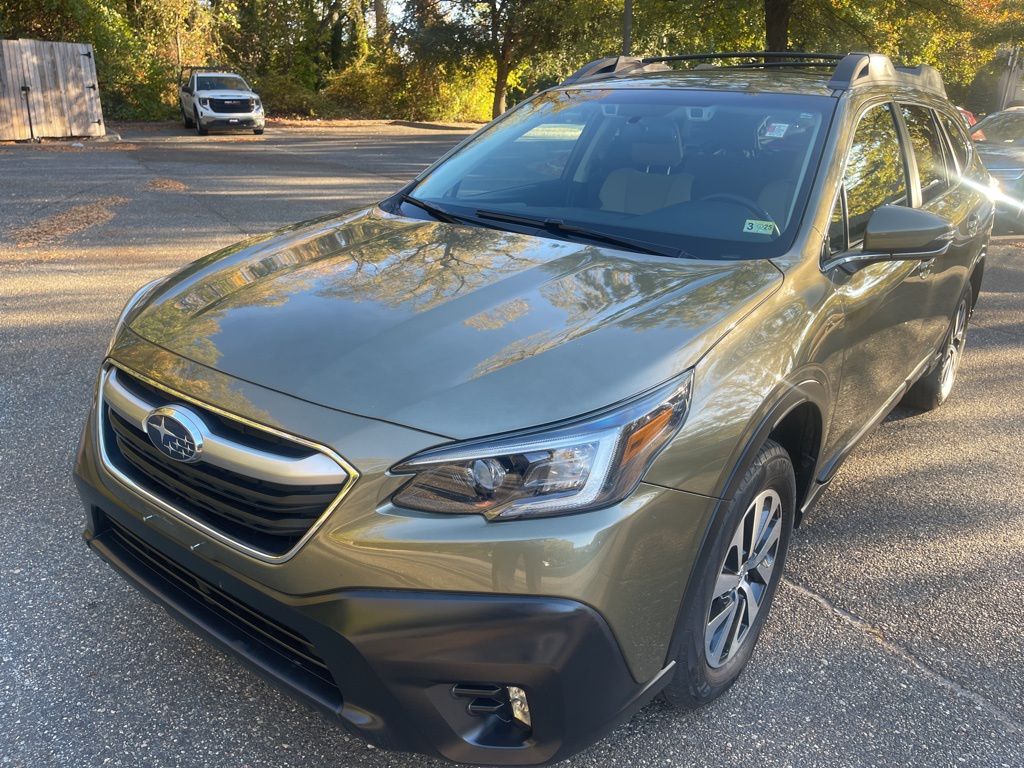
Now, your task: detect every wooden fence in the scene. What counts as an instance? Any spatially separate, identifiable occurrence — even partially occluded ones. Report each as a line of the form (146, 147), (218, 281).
(0, 39), (105, 141)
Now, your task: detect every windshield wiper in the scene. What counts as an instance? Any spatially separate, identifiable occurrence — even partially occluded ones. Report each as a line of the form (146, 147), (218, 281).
(475, 209), (688, 259)
(398, 193), (472, 225)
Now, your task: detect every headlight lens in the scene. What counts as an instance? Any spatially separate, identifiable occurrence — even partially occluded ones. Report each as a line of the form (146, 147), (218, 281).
(199, 97), (210, 108)
(390, 371), (693, 520)
(107, 277), (165, 354)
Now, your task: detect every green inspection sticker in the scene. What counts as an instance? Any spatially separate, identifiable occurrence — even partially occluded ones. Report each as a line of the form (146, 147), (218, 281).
(743, 219), (776, 235)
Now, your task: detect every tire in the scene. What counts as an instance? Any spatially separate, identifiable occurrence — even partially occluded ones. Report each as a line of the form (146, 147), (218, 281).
(901, 285), (972, 411)
(194, 110), (208, 136)
(181, 106), (194, 129)
(662, 439), (796, 709)
(253, 128), (264, 135)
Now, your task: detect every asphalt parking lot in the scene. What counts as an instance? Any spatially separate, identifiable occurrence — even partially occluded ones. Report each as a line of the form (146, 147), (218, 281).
(2, 121), (1023, 767)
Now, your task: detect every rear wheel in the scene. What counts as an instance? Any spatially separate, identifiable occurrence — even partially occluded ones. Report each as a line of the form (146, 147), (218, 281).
(181, 106), (194, 129)
(253, 128), (264, 135)
(662, 440), (795, 708)
(902, 286), (971, 411)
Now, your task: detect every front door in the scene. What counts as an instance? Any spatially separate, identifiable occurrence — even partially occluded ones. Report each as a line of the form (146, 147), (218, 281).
(826, 101), (931, 459)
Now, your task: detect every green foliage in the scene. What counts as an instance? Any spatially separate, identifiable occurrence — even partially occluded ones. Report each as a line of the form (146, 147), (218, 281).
(2, 0), (1023, 122)
(254, 72), (332, 116)
(322, 56), (495, 121)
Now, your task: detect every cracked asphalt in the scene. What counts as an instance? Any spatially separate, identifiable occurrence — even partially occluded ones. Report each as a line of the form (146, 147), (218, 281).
(2, 121), (1023, 767)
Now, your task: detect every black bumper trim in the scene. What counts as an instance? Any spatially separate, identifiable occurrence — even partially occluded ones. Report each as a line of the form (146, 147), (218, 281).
(79, 480), (670, 765)
(201, 118), (260, 129)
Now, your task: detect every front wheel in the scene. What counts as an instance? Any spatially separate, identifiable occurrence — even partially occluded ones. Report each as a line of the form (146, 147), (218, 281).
(253, 128), (264, 135)
(194, 110), (208, 136)
(662, 440), (795, 709)
(902, 286), (972, 411)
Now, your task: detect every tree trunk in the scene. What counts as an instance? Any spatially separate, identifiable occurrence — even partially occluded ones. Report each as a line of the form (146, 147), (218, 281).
(373, 0), (389, 49)
(350, 0), (370, 61)
(622, 0), (633, 56)
(764, 0), (792, 51)
(492, 55), (510, 118)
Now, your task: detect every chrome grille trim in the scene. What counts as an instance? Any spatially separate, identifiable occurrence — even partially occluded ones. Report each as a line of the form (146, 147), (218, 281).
(103, 367), (346, 486)
(96, 361), (360, 564)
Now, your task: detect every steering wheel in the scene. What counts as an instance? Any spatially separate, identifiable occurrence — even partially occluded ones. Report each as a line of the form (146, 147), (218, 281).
(699, 193), (779, 233)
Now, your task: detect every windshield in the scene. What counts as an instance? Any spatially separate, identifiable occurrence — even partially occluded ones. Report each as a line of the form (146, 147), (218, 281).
(197, 75), (249, 91)
(971, 111), (1024, 146)
(407, 87), (834, 259)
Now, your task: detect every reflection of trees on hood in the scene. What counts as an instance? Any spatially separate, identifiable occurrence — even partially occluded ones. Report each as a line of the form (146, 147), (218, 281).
(472, 253), (777, 379)
(318, 225), (539, 312)
(129, 213), (539, 366)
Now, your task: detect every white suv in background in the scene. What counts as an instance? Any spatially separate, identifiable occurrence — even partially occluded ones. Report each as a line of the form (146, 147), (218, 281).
(180, 69), (265, 136)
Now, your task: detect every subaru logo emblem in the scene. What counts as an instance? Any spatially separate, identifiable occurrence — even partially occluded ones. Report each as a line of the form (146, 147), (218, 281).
(144, 406), (205, 464)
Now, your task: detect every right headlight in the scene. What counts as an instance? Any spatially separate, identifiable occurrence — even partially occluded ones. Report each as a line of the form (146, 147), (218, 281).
(390, 371), (693, 521)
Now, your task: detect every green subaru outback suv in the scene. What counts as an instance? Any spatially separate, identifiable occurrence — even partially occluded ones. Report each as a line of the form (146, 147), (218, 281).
(76, 52), (991, 764)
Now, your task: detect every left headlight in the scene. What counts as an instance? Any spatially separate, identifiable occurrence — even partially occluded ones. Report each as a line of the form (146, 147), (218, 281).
(107, 277), (166, 354)
(390, 371), (693, 521)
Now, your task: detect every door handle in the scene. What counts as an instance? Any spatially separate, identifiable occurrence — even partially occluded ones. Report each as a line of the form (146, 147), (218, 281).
(914, 257), (936, 276)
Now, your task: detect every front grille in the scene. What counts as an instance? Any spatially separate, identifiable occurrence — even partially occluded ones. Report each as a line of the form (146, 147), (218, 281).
(104, 515), (338, 691)
(100, 368), (349, 557)
(209, 97), (253, 113)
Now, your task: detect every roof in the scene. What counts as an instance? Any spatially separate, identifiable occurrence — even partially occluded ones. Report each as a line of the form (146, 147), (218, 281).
(562, 69), (837, 97)
(560, 53), (947, 99)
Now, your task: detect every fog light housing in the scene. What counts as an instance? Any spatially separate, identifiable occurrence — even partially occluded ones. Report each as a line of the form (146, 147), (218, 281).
(507, 686), (531, 728)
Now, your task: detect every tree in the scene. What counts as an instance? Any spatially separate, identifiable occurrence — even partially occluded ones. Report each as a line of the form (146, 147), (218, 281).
(764, 0), (793, 50)
(457, 0), (574, 118)
(372, 0), (390, 49)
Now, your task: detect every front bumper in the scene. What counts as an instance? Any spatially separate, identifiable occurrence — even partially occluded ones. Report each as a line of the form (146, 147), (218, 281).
(79, 485), (672, 765)
(197, 110), (265, 130)
(75, 344), (716, 763)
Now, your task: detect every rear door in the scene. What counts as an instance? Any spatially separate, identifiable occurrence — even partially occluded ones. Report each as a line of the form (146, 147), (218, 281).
(895, 101), (988, 349)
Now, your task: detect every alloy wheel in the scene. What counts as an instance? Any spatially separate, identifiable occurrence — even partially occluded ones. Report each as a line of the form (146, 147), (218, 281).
(705, 489), (783, 668)
(939, 298), (969, 401)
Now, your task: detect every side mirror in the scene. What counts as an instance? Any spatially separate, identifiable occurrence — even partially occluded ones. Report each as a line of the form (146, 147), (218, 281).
(825, 205), (954, 271)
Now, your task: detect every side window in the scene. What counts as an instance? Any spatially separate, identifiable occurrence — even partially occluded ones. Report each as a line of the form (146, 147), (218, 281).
(843, 103), (908, 245)
(828, 191), (846, 253)
(937, 112), (971, 173)
(900, 104), (950, 203)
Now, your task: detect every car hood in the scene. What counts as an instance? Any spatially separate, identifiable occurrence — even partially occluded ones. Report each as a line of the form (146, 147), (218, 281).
(196, 89), (257, 100)
(128, 208), (782, 438)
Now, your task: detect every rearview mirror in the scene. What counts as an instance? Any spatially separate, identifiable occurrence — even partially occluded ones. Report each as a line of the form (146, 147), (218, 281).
(825, 205), (954, 271)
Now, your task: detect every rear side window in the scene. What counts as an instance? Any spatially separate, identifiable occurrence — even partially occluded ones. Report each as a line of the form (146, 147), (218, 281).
(938, 112), (971, 172)
(900, 104), (949, 203)
(843, 103), (908, 244)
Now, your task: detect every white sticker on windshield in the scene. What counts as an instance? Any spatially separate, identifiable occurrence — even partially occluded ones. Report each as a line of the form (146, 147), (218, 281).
(765, 122), (789, 138)
(743, 219), (776, 235)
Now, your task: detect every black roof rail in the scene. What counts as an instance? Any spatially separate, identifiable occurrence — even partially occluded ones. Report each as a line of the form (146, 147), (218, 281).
(560, 50), (947, 97)
(826, 53), (946, 97)
(642, 51), (846, 65)
(560, 56), (668, 86)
